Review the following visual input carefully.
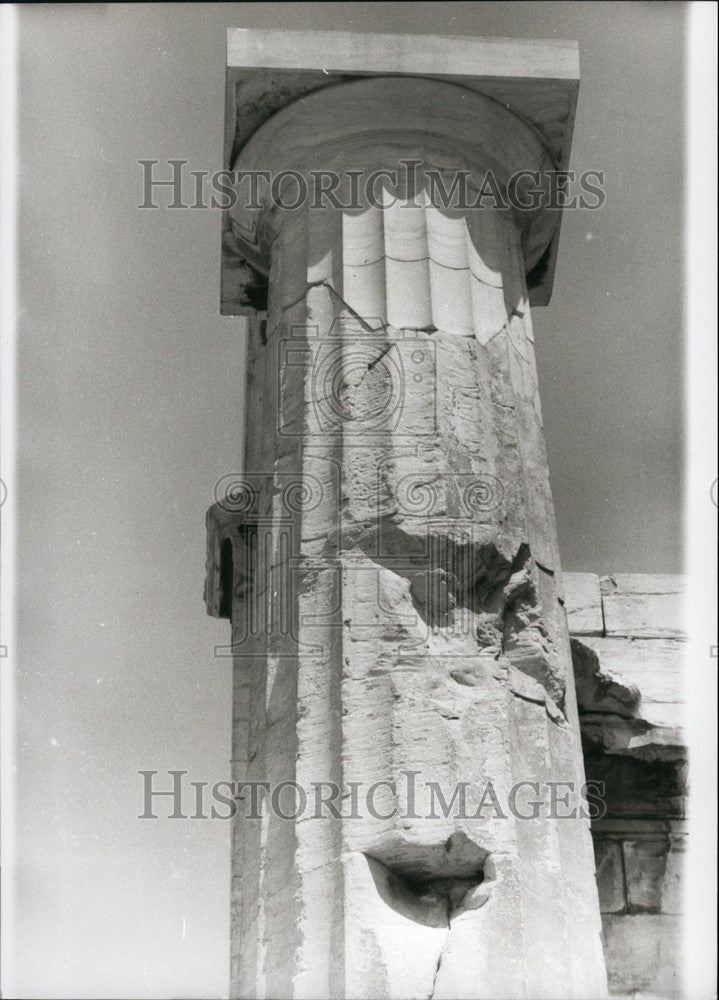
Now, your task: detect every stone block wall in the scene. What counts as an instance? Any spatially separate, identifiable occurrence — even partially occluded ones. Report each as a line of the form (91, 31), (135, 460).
(565, 572), (686, 641)
(565, 573), (687, 999)
(593, 819), (685, 998)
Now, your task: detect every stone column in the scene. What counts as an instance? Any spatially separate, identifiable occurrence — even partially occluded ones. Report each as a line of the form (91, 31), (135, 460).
(206, 76), (607, 999)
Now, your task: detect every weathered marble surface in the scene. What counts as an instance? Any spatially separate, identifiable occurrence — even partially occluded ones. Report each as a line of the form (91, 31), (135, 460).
(601, 573), (686, 640)
(215, 189), (606, 995)
(209, 30), (608, 1000)
(572, 635), (686, 756)
(210, 26), (692, 1000)
(601, 913), (682, 998)
(564, 571), (687, 640)
(563, 571), (603, 635)
(568, 575), (688, 999)
(592, 819), (685, 919)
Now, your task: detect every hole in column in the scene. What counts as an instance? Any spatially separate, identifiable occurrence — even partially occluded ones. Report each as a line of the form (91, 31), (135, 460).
(364, 831), (489, 926)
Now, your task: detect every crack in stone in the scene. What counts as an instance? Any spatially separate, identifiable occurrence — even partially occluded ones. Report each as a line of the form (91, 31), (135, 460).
(428, 922), (447, 1000)
(272, 276), (517, 346)
(345, 253), (508, 288)
(362, 834), (494, 1000)
(366, 342), (395, 371)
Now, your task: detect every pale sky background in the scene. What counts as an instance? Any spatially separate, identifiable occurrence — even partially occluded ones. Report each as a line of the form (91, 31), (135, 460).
(13, 3), (685, 997)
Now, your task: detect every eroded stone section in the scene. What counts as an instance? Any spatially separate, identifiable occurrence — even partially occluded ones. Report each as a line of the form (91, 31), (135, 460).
(571, 637), (641, 718)
(497, 548), (565, 712)
(572, 634), (686, 760)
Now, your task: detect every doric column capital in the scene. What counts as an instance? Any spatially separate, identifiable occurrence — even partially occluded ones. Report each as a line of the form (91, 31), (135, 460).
(220, 29), (580, 316)
(227, 76), (557, 277)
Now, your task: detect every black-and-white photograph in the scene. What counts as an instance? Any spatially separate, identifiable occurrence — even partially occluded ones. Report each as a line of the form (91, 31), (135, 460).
(0, 3), (716, 998)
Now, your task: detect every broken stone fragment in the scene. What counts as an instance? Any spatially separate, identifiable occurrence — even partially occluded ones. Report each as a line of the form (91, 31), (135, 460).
(571, 638), (641, 717)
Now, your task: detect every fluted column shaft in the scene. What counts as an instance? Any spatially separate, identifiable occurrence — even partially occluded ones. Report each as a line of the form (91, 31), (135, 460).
(216, 78), (607, 1000)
